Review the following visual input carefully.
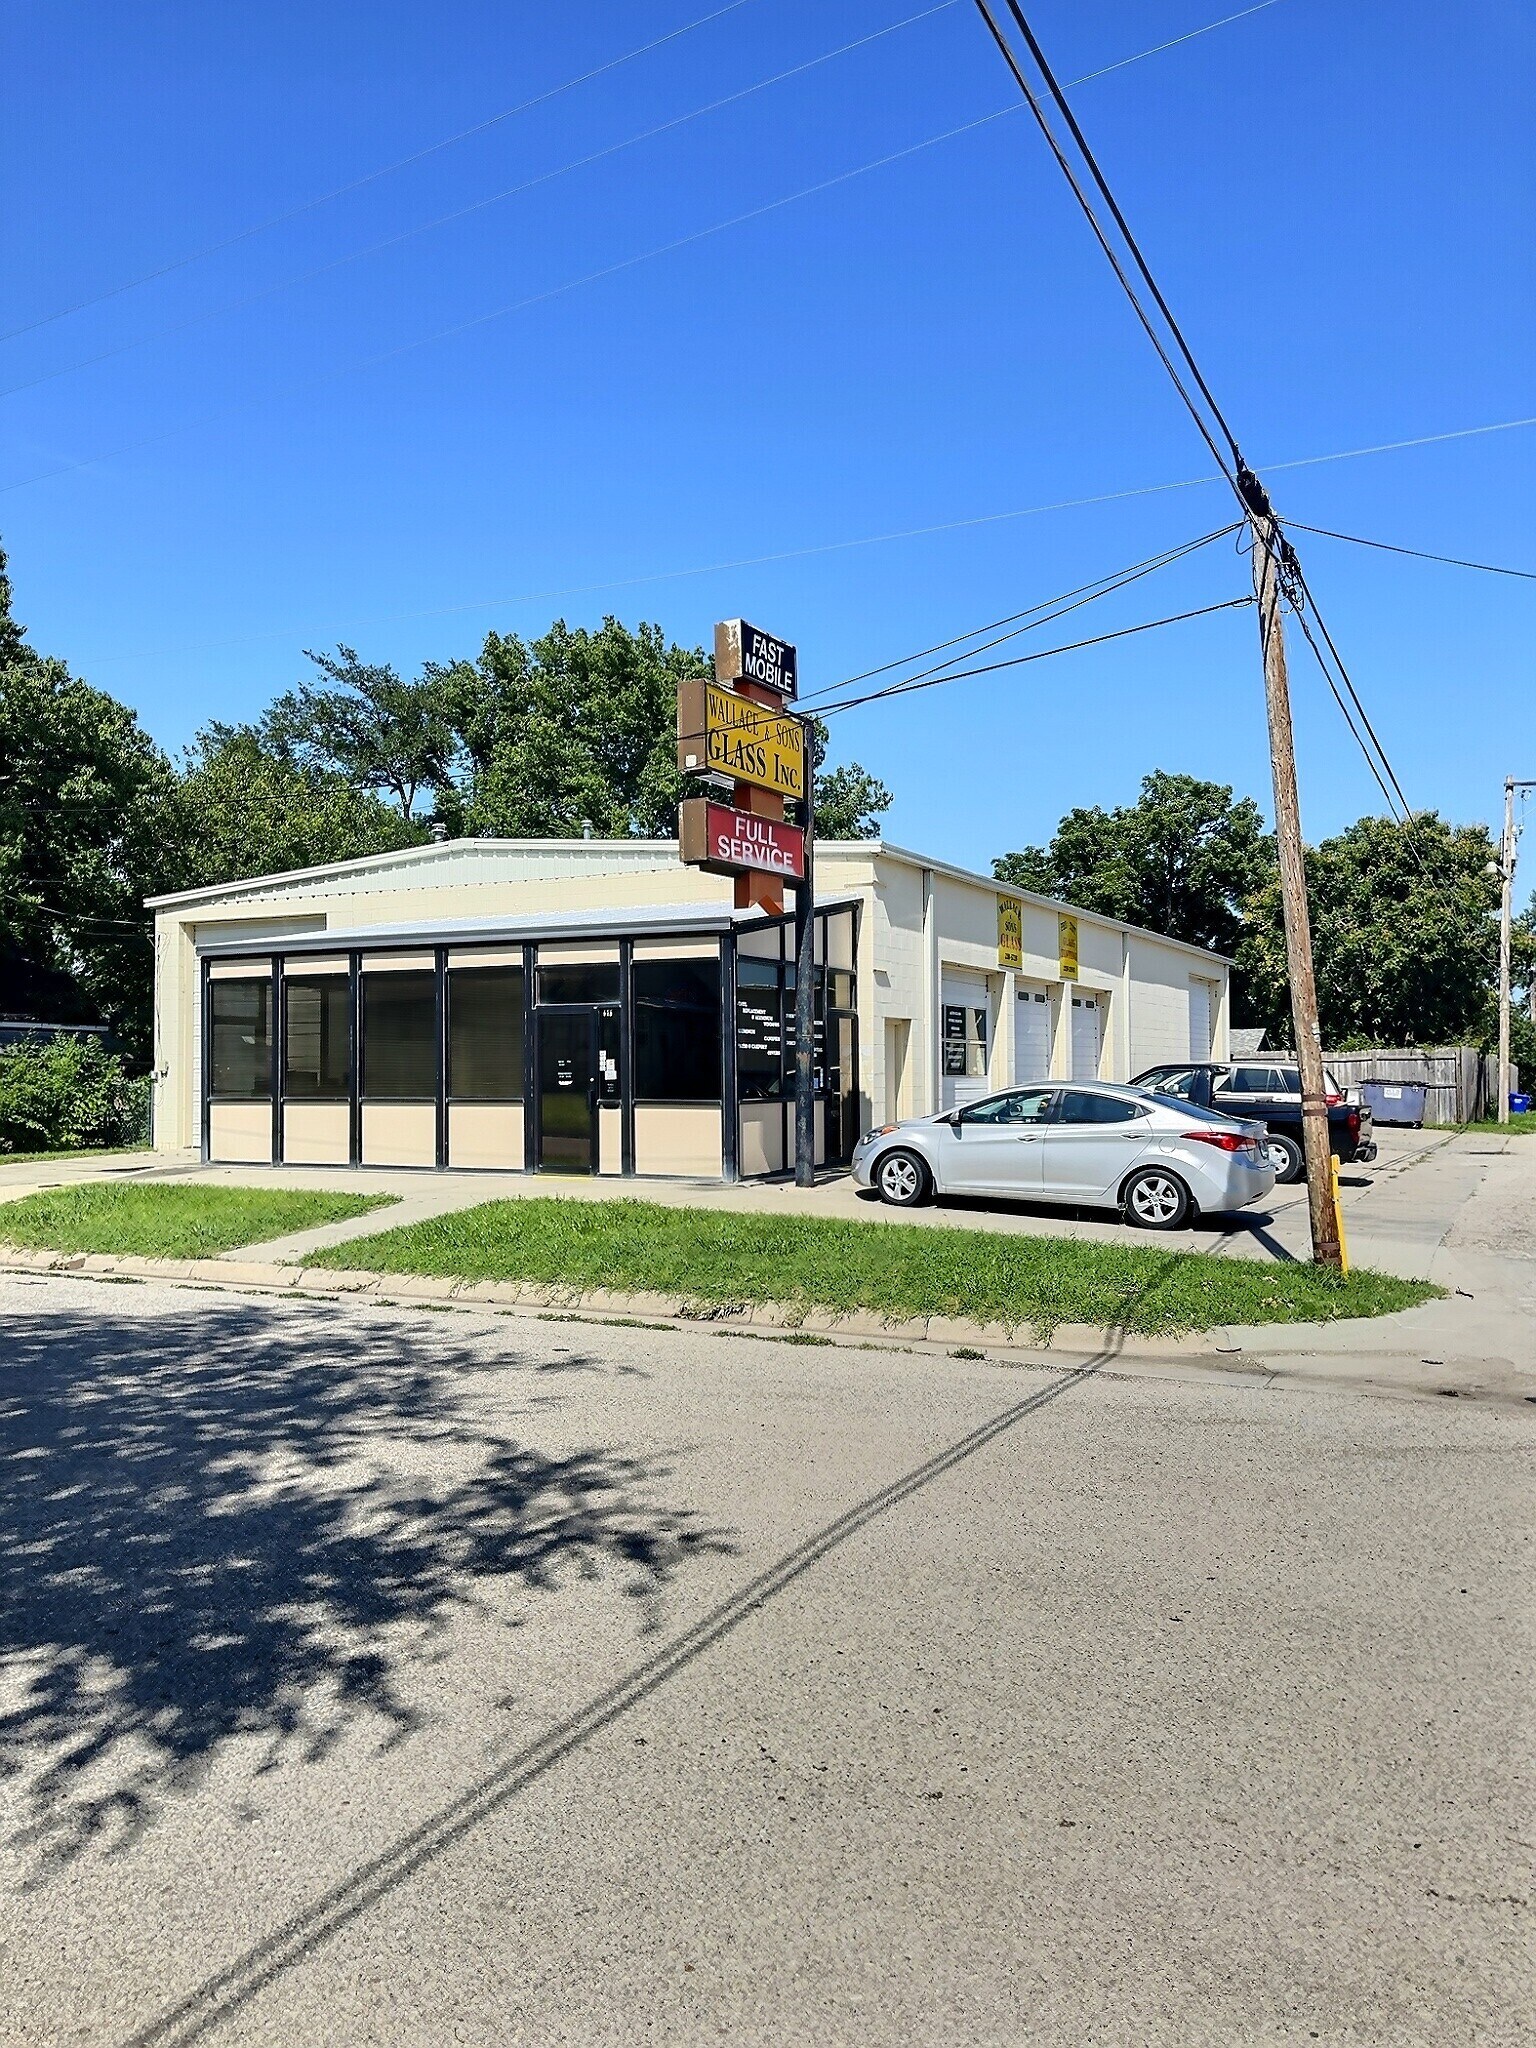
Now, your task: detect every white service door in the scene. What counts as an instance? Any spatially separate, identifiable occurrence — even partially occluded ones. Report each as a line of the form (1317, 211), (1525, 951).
(1013, 983), (1053, 1084)
(1069, 994), (1101, 1080)
(941, 972), (992, 1112)
(1189, 979), (1213, 1061)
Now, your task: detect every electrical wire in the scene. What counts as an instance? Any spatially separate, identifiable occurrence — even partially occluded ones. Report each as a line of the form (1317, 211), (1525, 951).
(69, 413), (1536, 670)
(0, 0), (764, 345)
(1283, 521), (1536, 582)
(799, 522), (1241, 702)
(968, 0), (1428, 839)
(969, 0), (1238, 486)
(0, 105), (1022, 499)
(0, 3), (960, 403)
(3, 0), (1306, 488)
(817, 597), (1254, 716)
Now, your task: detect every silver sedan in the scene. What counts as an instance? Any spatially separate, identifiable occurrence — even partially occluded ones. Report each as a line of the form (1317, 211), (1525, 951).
(850, 1082), (1275, 1230)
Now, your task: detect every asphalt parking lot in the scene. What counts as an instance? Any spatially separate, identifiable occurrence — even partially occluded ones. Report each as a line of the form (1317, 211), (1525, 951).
(2, 1261), (1530, 2047)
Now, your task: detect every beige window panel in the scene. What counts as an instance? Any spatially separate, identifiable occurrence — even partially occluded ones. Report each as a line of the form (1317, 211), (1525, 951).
(448, 1102), (524, 1170)
(282, 1102), (350, 1164)
(208, 1101), (273, 1162)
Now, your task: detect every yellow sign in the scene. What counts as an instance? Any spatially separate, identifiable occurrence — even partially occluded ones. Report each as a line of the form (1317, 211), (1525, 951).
(677, 678), (806, 800)
(997, 896), (1023, 970)
(1058, 913), (1079, 981)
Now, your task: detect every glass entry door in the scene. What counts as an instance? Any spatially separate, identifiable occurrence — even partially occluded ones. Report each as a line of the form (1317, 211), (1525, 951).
(537, 1010), (596, 1171)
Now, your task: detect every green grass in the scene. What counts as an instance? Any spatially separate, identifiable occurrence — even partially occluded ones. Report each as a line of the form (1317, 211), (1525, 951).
(0, 1183), (396, 1259)
(1435, 1111), (1536, 1137)
(309, 1196), (1437, 1339)
(0, 1144), (146, 1165)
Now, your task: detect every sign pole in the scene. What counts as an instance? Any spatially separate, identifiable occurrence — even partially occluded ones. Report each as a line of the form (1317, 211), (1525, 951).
(793, 759), (816, 1187)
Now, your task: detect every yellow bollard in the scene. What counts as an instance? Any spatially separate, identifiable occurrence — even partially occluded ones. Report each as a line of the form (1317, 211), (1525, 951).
(1329, 1153), (1350, 1275)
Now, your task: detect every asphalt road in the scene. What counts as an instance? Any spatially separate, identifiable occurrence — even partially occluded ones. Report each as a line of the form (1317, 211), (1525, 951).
(2, 1273), (1530, 2047)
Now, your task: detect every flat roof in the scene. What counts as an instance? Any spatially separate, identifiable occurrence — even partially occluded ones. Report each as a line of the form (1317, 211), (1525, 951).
(154, 833), (1230, 968)
(194, 897), (862, 959)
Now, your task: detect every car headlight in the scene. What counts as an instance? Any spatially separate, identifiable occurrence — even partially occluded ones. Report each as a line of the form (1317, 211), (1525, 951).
(860, 1125), (899, 1145)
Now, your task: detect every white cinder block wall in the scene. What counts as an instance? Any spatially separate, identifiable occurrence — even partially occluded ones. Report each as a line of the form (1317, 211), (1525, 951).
(150, 836), (1232, 1157)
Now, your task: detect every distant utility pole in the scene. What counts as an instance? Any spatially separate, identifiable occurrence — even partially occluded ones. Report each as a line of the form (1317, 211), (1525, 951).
(1245, 481), (1342, 1267)
(1497, 777), (1535, 1124)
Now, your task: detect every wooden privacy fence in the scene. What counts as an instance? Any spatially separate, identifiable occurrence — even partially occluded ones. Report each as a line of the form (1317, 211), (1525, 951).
(1315, 1047), (1503, 1125)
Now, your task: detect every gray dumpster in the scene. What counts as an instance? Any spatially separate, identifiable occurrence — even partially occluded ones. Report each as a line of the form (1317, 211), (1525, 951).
(1360, 1079), (1427, 1127)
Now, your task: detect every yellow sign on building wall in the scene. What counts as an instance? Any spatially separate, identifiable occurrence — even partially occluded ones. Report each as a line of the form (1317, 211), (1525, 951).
(997, 896), (1023, 970)
(676, 678), (806, 800)
(1058, 913), (1079, 981)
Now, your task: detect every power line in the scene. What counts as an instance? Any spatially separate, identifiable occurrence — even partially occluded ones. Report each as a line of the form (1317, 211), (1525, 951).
(968, 0), (1422, 833)
(0, 0), (764, 345)
(799, 521), (1241, 702)
(72, 412), (1536, 669)
(0, 3), (960, 403)
(1064, 0), (1286, 90)
(969, 0), (1238, 484)
(1283, 520), (1536, 582)
(817, 598), (1254, 716)
(0, 105), (1022, 498)
(2, 0), (1304, 488)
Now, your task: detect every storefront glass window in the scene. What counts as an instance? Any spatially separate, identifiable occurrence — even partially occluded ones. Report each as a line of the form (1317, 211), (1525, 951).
(210, 979), (271, 1098)
(633, 957), (720, 1100)
(284, 978), (349, 1099)
(735, 958), (784, 1099)
(448, 965), (523, 1100)
(362, 971), (436, 1098)
(537, 962), (620, 1005)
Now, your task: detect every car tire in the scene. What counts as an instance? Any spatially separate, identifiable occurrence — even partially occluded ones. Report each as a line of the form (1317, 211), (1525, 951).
(1264, 1133), (1305, 1183)
(1122, 1166), (1193, 1231)
(874, 1148), (932, 1208)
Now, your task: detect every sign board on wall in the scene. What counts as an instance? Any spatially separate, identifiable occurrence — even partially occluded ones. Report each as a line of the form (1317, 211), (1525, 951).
(679, 798), (806, 880)
(714, 619), (797, 699)
(676, 678), (806, 800)
(1058, 914), (1079, 982)
(997, 897), (1023, 970)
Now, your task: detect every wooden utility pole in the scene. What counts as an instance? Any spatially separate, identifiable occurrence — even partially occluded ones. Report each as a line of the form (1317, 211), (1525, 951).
(1248, 501), (1342, 1268)
(1499, 776), (1515, 1126)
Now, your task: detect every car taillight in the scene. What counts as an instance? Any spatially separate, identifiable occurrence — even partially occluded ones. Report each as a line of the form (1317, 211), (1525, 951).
(1325, 1092), (1342, 1107)
(1186, 1130), (1257, 1153)
(1346, 1107), (1360, 1137)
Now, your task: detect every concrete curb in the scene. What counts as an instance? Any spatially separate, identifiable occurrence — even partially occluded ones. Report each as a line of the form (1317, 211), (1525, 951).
(0, 1243), (1239, 1361)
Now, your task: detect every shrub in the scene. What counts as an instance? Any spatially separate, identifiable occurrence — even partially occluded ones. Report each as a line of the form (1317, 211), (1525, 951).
(0, 1036), (151, 1154)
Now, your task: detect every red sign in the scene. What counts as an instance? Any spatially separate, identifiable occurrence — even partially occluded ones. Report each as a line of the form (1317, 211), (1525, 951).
(679, 798), (805, 880)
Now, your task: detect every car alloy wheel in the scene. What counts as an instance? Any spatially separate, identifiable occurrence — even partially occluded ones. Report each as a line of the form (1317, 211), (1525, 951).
(1123, 1167), (1191, 1231)
(875, 1149), (929, 1207)
(1264, 1134), (1304, 1183)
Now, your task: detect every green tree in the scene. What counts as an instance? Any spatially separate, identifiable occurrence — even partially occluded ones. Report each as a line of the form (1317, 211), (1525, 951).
(1237, 812), (1501, 1047)
(174, 724), (423, 889)
(993, 771), (1272, 955)
(0, 540), (29, 667)
(445, 618), (698, 838)
(0, 629), (175, 1057)
(805, 716), (893, 840)
(262, 646), (458, 822)
(443, 619), (892, 840)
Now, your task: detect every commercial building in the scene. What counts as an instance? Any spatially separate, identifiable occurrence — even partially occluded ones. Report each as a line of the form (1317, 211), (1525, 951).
(148, 837), (1230, 1180)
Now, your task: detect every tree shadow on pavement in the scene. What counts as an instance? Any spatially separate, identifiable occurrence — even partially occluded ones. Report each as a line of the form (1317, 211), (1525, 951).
(0, 1291), (732, 1878)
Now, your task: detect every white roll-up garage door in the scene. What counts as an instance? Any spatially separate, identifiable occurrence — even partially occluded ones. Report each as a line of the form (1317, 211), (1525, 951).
(941, 971), (992, 1111)
(1013, 982), (1053, 1084)
(1188, 979), (1213, 1061)
(1069, 993), (1101, 1080)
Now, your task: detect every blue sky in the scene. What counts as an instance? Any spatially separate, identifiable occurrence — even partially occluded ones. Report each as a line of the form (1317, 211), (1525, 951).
(3, 0), (1531, 867)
